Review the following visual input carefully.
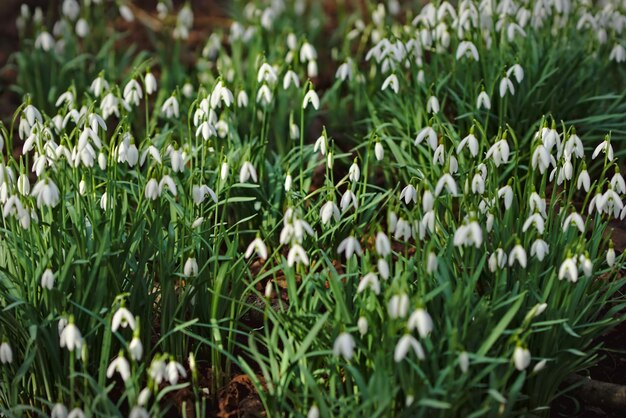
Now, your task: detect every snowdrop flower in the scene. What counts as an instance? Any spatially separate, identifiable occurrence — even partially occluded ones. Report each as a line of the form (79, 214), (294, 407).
(558, 257), (578, 283)
(337, 236), (362, 259)
(300, 41), (317, 62)
(459, 351), (470, 373)
(55, 91), (74, 108)
(426, 96), (440, 114)
(336, 61), (353, 81)
(499, 76), (515, 97)
(476, 90), (491, 110)
(307, 406), (320, 418)
(357, 272), (380, 295)
(112, 306), (136, 332)
(340, 190), (358, 212)
(453, 220), (482, 248)
(530, 239), (549, 261)
(563, 212), (585, 233)
(381, 74), (399, 94)
(123, 79), (142, 107)
(471, 173), (485, 194)
(486, 139), (510, 166)
(144, 179), (159, 200)
(611, 172), (626, 194)
(59, 321), (83, 352)
(129, 335), (143, 361)
(348, 162), (360, 182)
(375, 232), (391, 256)
(456, 41), (479, 61)
(394, 335), (425, 362)
(237, 90), (249, 108)
(408, 308), (433, 338)
(119, 4), (134, 21)
(426, 252), (438, 275)
(220, 162), (229, 181)
(31, 179), (61, 208)
(192, 185), (217, 205)
(245, 238), (268, 260)
(302, 89), (320, 110)
(357, 317), (368, 336)
(75, 18), (89, 38)
(35, 31), (55, 51)
(592, 139), (614, 161)
(257, 63), (278, 84)
(149, 357), (167, 385)
(532, 144), (551, 174)
(90, 74), (109, 98)
(256, 84), (273, 106)
(607, 246), (616, 267)
(513, 346), (531, 371)
(458, 131), (479, 157)
(415, 126), (438, 151)
(129, 407), (150, 418)
(435, 173), (458, 196)
(287, 245), (309, 267)
(41, 268), (55, 289)
(161, 95), (179, 119)
(107, 353), (131, 382)
(166, 359), (187, 385)
(67, 408), (85, 418)
(313, 134), (327, 156)
(158, 175), (177, 196)
(507, 64), (524, 83)
(283, 70), (300, 90)
(388, 293), (409, 319)
(509, 244), (527, 268)
(498, 185), (513, 209)
(579, 255), (593, 278)
(184, 257), (198, 277)
(375, 142), (384, 161)
(145, 72), (157, 95)
(400, 184), (417, 205)
(320, 201), (340, 225)
(609, 44), (626, 63)
(333, 332), (355, 360)
(378, 257), (390, 280)
(51, 404), (68, 418)
(0, 342), (12, 364)
(239, 161), (258, 183)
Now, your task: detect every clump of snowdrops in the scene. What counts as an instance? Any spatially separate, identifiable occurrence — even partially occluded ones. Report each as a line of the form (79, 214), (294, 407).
(0, 0), (625, 417)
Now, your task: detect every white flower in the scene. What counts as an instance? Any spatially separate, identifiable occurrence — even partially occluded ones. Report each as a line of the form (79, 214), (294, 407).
(407, 308), (433, 338)
(609, 44), (626, 63)
(239, 162), (258, 183)
(486, 139), (510, 166)
(283, 70), (300, 90)
(388, 293), (409, 319)
(257, 63), (278, 84)
(488, 248), (508, 272)
(375, 232), (391, 256)
(35, 31), (55, 51)
(507, 64), (524, 83)
(75, 18), (89, 37)
(415, 127), (438, 150)
(381, 74), (399, 94)
(348, 163), (360, 182)
(245, 238), (268, 260)
(476, 91), (491, 110)
(337, 236), (362, 259)
(0, 342), (13, 364)
(237, 90), (249, 108)
(166, 360), (187, 384)
(607, 247), (616, 267)
(67, 408), (85, 418)
(458, 133), (479, 157)
(357, 317), (368, 336)
(611, 172), (626, 194)
(456, 41), (479, 61)
(592, 140), (614, 161)
(123, 79), (142, 107)
(509, 244), (527, 268)
(129, 336), (143, 361)
(307, 405), (320, 418)
(90, 75), (109, 98)
(159, 175), (177, 196)
(333, 332), (355, 360)
(59, 322), (83, 352)
(577, 170), (590, 192)
(129, 407), (150, 418)
(340, 190), (358, 212)
(426, 96), (440, 114)
(184, 257), (198, 277)
(374, 142), (384, 161)
(107, 354), (131, 382)
(220, 162), (229, 181)
(112, 307), (136, 332)
(459, 352), (470, 373)
(499, 76), (515, 97)
(357, 272), (380, 295)
(394, 335), (425, 362)
(453, 220), (482, 248)
(145, 179), (160, 200)
(314, 135), (327, 156)
(41, 268), (55, 289)
(378, 258), (390, 280)
(256, 84), (273, 106)
(145, 72), (157, 95)
(435, 174), (458, 196)
(563, 212), (585, 233)
(530, 239), (549, 261)
(513, 346), (531, 371)
(192, 185), (217, 205)
(31, 179), (61, 208)
(533, 359), (548, 373)
(427, 252), (438, 274)
(161, 95), (180, 119)
(400, 184), (417, 205)
(119, 4), (134, 21)
(149, 357), (167, 384)
(336, 61), (353, 81)
(51, 403), (68, 418)
(302, 89), (320, 110)
(320, 201), (340, 225)
(287, 245), (309, 267)
(558, 257), (578, 283)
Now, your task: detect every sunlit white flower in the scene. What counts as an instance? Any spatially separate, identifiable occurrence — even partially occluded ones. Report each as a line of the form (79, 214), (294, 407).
(400, 184), (417, 205)
(458, 132), (479, 157)
(112, 307), (136, 332)
(394, 335), (425, 362)
(499, 76), (515, 97)
(192, 184), (217, 205)
(257, 63), (278, 84)
(239, 161), (258, 183)
(220, 161), (229, 181)
(453, 220), (482, 248)
(283, 70), (300, 90)
(302, 89), (320, 110)
(486, 139), (510, 166)
(35, 31), (55, 51)
(184, 257), (198, 277)
(357, 272), (380, 295)
(498, 185), (513, 209)
(381, 74), (399, 94)
(107, 354), (131, 382)
(459, 352), (470, 373)
(378, 258), (390, 280)
(563, 212), (585, 233)
(256, 84), (273, 106)
(375, 142), (384, 161)
(123, 79), (142, 107)
(166, 359), (187, 384)
(340, 190), (358, 212)
(245, 238), (268, 260)
(129, 407), (150, 418)
(415, 126), (438, 151)
(307, 405), (320, 418)
(513, 346), (531, 371)
(408, 308), (433, 338)
(426, 96), (440, 114)
(129, 336), (143, 361)
(357, 316), (368, 336)
(0, 342), (12, 364)
(41, 268), (55, 289)
(51, 403), (68, 418)
(59, 322), (83, 352)
(530, 239), (549, 261)
(592, 139), (614, 161)
(31, 179), (61, 208)
(388, 293), (409, 319)
(348, 162), (360, 182)
(320, 201), (340, 225)
(119, 4), (134, 21)
(509, 244), (527, 268)
(435, 174), (458, 196)
(456, 41), (479, 61)
(287, 245), (309, 267)
(161, 95), (179, 119)
(609, 44), (626, 63)
(158, 175), (177, 196)
(333, 332), (355, 360)
(607, 247), (616, 267)
(67, 408), (85, 418)
(488, 248), (508, 272)
(476, 90), (491, 110)
(558, 257), (578, 283)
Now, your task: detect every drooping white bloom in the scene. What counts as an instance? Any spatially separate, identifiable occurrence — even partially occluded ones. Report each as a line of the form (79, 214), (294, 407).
(35, 31), (55, 51)
(375, 142), (384, 161)
(476, 91), (491, 110)
(237, 90), (249, 108)
(407, 308), (433, 338)
(314, 135), (327, 156)
(415, 127), (438, 150)
(426, 96), (440, 114)
(388, 293), (409, 319)
(378, 258), (390, 280)
(161, 95), (180, 119)
(107, 354), (131, 382)
(320, 201), (340, 225)
(458, 132), (479, 157)
(453, 220), (483, 248)
(245, 238), (268, 260)
(0, 342), (12, 364)
(59, 322), (83, 352)
(348, 162), (360, 182)
(333, 332), (355, 360)
(144, 179), (159, 200)
(400, 184), (417, 205)
(607, 247), (616, 267)
(166, 360), (187, 385)
(357, 316), (368, 336)
(123, 79), (142, 107)
(558, 257), (578, 283)
(459, 352), (470, 373)
(220, 162), (229, 181)
(67, 408), (85, 418)
(307, 405), (320, 418)
(488, 248), (508, 272)
(145, 72), (157, 95)
(257, 63), (278, 84)
(340, 190), (358, 212)
(256, 84), (273, 106)
(90, 75), (109, 98)
(498, 185), (513, 209)
(486, 139), (510, 166)
(592, 139), (614, 161)
(31, 179), (61, 208)
(509, 244), (527, 268)
(158, 175), (177, 196)
(381, 74), (399, 94)
(129, 407), (150, 418)
(435, 174), (458, 196)
(394, 335), (425, 362)
(530, 239), (549, 261)
(499, 76), (515, 97)
(112, 307), (136, 332)
(129, 336), (143, 361)
(119, 4), (135, 22)
(239, 162), (258, 183)
(507, 64), (524, 83)
(357, 272), (380, 295)
(337, 236), (362, 259)
(456, 41), (479, 61)
(609, 44), (626, 63)
(375, 232), (391, 256)
(287, 245), (309, 267)
(513, 346), (531, 371)
(41, 268), (55, 289)
(302, 89), (320, 110)
(283, 70), (300, 90)
(192, 185), (217, 205)
(51, 403), (68, 418)
(184, 257), (198, 277)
